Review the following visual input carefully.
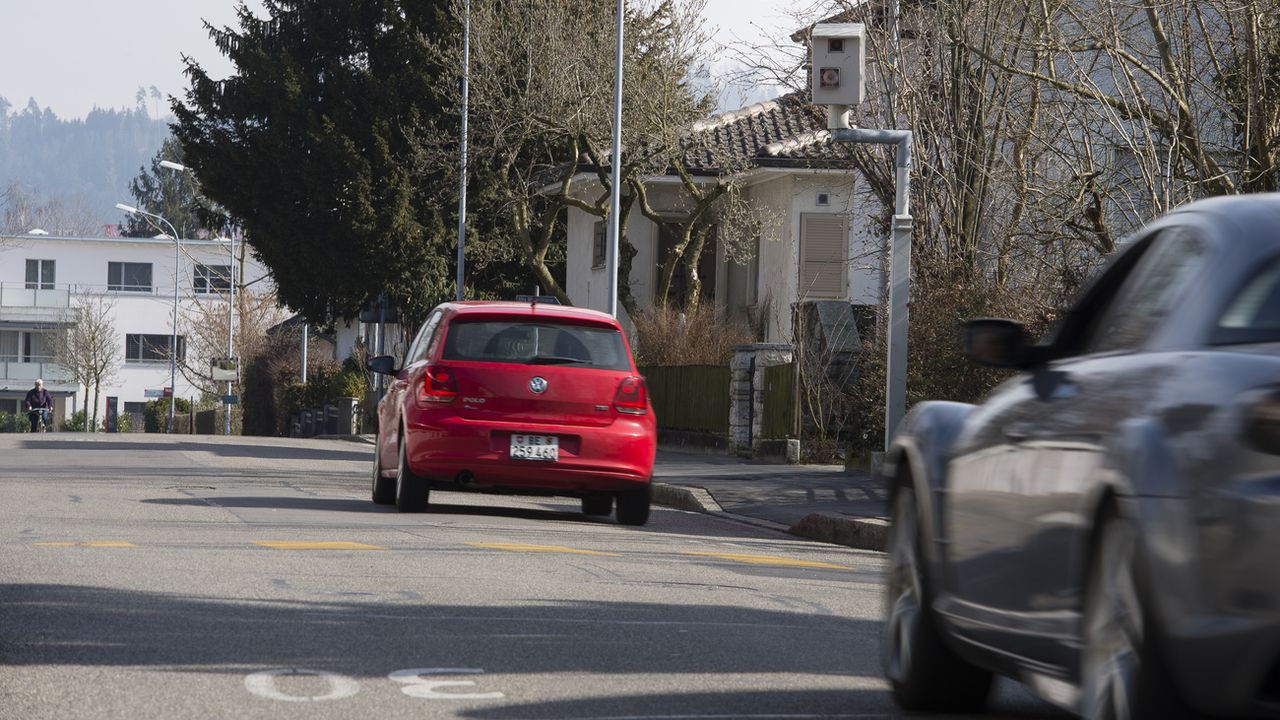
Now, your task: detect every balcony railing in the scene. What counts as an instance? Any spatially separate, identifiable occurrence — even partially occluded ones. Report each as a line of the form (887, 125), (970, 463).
(0, 283), (70, 308)
(0, 359), (73, 383)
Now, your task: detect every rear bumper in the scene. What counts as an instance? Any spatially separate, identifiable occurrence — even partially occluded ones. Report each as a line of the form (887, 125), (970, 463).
(403, 409), (656, 493)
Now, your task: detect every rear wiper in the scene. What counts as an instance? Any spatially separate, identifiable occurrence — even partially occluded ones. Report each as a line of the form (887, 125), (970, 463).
(528, 355), (590, 365)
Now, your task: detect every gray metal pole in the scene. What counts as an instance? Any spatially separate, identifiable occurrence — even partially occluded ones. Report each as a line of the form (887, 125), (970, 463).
(225, 234), (234, 435)
(605, 0), (625, 317)
(455, 0), (470, 302)
(171, 234), (178, 434)
(301, 322), (309, 384)
(831, 127), (912, 450)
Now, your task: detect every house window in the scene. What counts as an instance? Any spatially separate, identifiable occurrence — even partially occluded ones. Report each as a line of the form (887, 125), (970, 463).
(0, 330), (17, 362)
(799, 213), (849, 299)
(125, 334), (185, 363)
(1, 331), (52, 362)
(0, 399), (17, 416)
(656, 223), (717, 307)
(108, 262), (153, 292)
(25, 259), (55, 289)
(194, 264), (232, 294)
(592, 221), (607, 269)
(123, 402), (147, 414)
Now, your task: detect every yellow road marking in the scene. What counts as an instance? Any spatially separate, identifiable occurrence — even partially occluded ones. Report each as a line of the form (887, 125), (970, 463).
(254, 541), (384, 551)
(683, 551), (847, 570)
(469, 542), (620, 557)
(34, 541), (137, 548)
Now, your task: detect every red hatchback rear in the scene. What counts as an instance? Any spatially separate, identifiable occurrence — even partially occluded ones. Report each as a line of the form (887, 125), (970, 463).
(368, 301), (657, 525)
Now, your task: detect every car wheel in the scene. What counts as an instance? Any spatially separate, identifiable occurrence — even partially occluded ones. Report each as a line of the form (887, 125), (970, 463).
(1080, 508), (1192, 720)
(883, 484), (991, 712)
(371, 440), (395, 505)
(582, 493), (613, 517)
(394, 431), (429, 513)
(615, 484), (651, 526)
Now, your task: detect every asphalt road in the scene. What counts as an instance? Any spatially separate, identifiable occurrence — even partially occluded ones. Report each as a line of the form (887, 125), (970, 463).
(0, 434), (1061, 720)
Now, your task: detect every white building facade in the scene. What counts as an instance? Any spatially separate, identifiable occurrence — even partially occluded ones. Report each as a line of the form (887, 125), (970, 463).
(0, 233), (272, 426)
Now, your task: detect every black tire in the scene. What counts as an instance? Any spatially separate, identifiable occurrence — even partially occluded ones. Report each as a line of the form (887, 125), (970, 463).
(371, 440), (395, 505)
(615, 484), (651, 526)
(883, 484), (992, 712)
(1080, 507), (1194, 720)
(394, 431), (429, 513)
(582, 493), (613, 517)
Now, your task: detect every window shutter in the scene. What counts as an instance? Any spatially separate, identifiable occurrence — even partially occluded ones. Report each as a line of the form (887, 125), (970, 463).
(800, 214), (848, 299)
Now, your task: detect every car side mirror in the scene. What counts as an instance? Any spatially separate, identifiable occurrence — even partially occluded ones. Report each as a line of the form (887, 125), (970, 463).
(366, 355), (399, 376)
(964, 318), (1030, 369)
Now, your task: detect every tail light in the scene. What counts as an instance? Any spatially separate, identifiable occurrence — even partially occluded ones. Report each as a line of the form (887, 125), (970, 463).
(1244, 389), (1280, 454)
(417, 365), (458, 406)
(614, 376), (648, 415)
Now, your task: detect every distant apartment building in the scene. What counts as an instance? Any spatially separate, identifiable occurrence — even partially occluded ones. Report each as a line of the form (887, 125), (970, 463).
(0, 232), (272, 425)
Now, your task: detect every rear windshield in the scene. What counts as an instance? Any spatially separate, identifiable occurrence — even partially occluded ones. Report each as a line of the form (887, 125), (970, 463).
(442, 320), (632, 370)
(1214, 257), (1280, 345)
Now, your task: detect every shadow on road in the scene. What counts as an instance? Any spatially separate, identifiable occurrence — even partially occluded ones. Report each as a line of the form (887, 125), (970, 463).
(0, 583), (879, 678)
(21, 439), (369, 463)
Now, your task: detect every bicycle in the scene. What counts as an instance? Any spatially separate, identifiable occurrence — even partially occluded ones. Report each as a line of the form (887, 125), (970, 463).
(27, 408), (51, 433)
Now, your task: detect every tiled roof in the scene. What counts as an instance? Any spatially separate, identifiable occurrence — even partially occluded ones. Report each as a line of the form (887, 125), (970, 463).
(676, 91), (854, 174)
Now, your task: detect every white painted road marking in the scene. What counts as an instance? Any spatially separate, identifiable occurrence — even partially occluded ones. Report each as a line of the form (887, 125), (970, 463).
(388, 668), (505, 699)
(244, 669), (360, 702)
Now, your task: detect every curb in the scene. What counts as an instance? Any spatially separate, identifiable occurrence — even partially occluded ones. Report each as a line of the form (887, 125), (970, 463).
(651, 483), (887, 552)
(313, 434), (375, 445)
(787, 512), (888, 553)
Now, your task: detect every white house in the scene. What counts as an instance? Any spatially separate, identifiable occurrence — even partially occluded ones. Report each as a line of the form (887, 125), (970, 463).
(0, 232), (272, 426)
(562, 92), (884, 343)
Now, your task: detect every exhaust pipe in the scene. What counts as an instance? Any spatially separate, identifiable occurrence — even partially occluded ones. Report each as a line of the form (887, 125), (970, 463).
(456, 471), (473, 487)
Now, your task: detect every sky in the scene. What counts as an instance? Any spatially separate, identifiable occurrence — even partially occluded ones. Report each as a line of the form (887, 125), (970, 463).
(0, 0), (803, 121)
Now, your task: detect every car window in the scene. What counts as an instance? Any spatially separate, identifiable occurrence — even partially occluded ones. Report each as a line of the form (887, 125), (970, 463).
(442, 320), (632, 371)
(406, 311), (442, 364)
(1082, 227), (1205, 354)
(1213, 256), (1280, 345)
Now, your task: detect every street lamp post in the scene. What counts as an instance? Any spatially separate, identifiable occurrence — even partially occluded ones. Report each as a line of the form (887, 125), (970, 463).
(116, 202), (181, 434)
(605, 0), (625, 318)
(158, 160), (237, 437)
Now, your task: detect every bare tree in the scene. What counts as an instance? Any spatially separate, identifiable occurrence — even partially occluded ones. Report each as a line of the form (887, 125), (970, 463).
(50, 297), (120, 432)
(178, 287), (289, 398)
(435, 0), (717, 308)
(0, 182), (100, 237)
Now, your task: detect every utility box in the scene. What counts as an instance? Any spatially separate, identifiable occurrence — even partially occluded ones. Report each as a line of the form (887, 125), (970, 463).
(810, 23), (866, 107)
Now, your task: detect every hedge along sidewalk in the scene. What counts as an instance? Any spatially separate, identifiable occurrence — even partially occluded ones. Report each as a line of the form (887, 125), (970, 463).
(652, 450), (890, 552)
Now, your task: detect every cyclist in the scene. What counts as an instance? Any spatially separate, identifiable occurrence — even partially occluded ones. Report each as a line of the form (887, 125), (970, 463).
(24, 379), (54, 432)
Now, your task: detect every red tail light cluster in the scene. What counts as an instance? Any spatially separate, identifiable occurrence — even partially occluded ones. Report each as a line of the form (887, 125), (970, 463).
(417, 365), (458, 406)
(614, 376), (648, 415)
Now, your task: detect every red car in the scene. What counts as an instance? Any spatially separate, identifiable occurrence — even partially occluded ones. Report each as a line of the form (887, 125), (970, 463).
(367, 300), (657, 525)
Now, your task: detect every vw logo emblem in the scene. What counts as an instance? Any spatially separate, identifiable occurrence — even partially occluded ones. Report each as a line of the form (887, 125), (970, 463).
(529, 376), (548, 394)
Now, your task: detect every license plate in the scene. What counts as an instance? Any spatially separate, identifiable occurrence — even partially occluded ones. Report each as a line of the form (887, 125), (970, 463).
(510, 434), (559, 461)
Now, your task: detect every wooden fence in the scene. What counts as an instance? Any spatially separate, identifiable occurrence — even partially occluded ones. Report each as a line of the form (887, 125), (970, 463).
(760, 362), (797, 439)
(639, 365), (730, 436)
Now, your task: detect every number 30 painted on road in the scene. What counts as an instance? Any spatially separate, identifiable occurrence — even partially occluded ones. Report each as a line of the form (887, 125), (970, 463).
(244, 667), (503, 702)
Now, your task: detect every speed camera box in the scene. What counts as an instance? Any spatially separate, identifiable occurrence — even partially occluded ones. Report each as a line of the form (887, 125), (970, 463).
(811, 23), (865, 106)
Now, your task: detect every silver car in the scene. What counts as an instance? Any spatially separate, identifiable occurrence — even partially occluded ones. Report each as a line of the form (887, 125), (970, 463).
(882, 194), (1280, 719)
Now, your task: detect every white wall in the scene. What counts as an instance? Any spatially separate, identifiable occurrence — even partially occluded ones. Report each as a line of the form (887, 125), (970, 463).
(565, 205), (658, 316)
(562, 168), (885, 345)
(0, 234), (273, 419)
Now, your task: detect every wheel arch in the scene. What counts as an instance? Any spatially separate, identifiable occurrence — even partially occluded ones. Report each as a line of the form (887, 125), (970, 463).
(885, 401), (977, 590)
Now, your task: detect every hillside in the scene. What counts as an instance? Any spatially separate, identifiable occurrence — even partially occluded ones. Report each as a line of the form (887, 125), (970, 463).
(0, 96), (171, 232)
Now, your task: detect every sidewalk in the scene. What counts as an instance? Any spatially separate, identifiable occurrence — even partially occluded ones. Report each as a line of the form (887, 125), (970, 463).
(652, 450), (890, 552)
(328, 435), (890, 551)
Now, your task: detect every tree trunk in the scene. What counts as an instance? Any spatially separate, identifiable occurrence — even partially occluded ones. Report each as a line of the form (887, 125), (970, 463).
(680, 225), (710, 314)
(91, 385), (100, 433)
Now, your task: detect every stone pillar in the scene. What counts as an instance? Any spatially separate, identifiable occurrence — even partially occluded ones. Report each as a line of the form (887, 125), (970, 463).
(729, 343), (794, 456)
